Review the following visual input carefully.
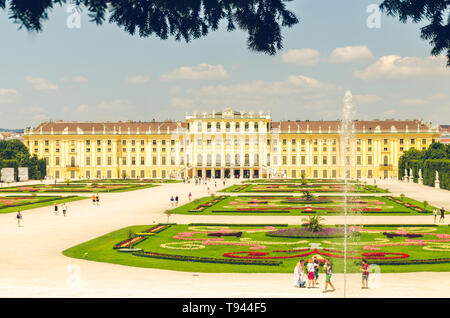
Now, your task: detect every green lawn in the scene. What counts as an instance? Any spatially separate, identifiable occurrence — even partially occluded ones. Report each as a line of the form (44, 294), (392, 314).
(221, 183), (388, 193)
(0, 195), (87, 214)
(63, 223), (450, 273)
(169, 195), (440, 216)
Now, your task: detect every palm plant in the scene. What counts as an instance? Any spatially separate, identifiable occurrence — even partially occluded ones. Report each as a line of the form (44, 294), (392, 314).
(302, 191), (313, 201)
(301, 216), (324, 232)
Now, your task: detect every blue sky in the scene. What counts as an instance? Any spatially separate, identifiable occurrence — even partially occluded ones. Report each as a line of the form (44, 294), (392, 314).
(0, 0), (449, 129)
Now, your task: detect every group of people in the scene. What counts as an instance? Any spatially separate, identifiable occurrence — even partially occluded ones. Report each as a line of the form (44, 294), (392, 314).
(433, 207), (446, 223)
(294, 258), (371, 292)
(170, 195), (179, 207)
(53, 202), (68, 216)
(92, 193), (100, 206)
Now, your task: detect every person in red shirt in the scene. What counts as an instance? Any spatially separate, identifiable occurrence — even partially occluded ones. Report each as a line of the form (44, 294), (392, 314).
(361, 259), (370, 289)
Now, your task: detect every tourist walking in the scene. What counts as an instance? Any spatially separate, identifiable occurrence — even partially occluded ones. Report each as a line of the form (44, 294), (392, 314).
(361, 259), (370, 289)
(323, 259), (335, 292)
(175, 196), (179, 206)
(16, 211), (23, 227)
(92, 194), (96, 205)
(207, 186), (210, 194)
(440, 207), (446, 223)
(188, 192), (192, 201)
(170, 196), (174, 207)
(433, 208), (438, 223)
(95, 193), (100, 206)
(313, 256), (319, 285)
(62, 203), (67, 217)
(294, 259), (305, 288)
(306, 259), (315, 288)
(54, 203), (58, 216)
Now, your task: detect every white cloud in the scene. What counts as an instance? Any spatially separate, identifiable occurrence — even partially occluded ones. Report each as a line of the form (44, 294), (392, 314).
(99, 99), (131, 111)
(25, 76), (58, 91)
(20, 106), (44, 114)
(171, 97), (195, 109)
(160, 64), (229, 81)
(71, 75), (88, 83)
(353, 94), (381, 105)
(329, 45), (374, 64)
(281, 49), (321, 66)
(400, 98), (428, 106)
(59, 76), (88, 83)
(353, 55), (449, 80)
(0, 88), (18, 104)
(75, 104), (89, 112)
(126, 75), (151, 84)
(400, 93), (449, 106)
(169, 75), (340, 116)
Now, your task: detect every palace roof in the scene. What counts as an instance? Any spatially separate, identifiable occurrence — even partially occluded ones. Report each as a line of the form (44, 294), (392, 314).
(26, 119), (436, 135)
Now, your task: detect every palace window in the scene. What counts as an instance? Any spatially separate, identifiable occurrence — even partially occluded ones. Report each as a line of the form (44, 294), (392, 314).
(301, 156), (306, 165)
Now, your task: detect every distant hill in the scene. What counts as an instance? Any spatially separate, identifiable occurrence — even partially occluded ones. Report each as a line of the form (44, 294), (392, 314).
(0, 128), (23, 133)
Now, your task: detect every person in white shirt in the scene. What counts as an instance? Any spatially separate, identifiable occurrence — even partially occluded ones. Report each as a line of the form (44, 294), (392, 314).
(306, 259), (315, 288)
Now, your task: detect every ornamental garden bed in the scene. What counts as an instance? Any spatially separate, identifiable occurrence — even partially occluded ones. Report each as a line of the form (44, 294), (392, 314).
(67, 179), (181, 184)
(221, 183), (388, 193)
(0, 183), (157, 193)
(0, 195), (86, 214)
(243, 179), (358, 184)
(63, 224), (450, 273)
(170, 195), (439, 216)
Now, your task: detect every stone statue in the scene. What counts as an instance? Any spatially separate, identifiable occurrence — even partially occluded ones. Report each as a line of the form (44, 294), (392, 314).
(436, 170), (439, 180)
(419, 169), (422, 178)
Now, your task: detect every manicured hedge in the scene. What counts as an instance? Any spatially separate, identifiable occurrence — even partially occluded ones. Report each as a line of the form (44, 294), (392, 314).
(188, 223), (289, 227)
(133, 251), (282, 266)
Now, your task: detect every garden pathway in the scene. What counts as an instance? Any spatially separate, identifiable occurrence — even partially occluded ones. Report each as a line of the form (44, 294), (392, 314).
(0, 178), (448, 297)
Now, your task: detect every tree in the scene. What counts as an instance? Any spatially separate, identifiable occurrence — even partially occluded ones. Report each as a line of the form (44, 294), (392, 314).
(164, 209), (172, 223)
(423, 200), (429, 211)
(0, 140), (46, 181)
(380, 0), (450, 66)
(126, 229), (135, 248)
(0, 0), (298, 55)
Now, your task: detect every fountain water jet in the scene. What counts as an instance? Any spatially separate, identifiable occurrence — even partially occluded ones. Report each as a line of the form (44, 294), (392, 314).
(340, 90), (355, 298)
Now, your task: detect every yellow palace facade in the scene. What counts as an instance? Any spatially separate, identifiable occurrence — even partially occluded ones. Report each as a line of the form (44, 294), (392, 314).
(22, 108), (440, 180)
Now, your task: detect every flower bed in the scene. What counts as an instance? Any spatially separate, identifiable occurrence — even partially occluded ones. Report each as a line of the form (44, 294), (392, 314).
(383, 232), (423, 239)
(133, 251), (282, 266)
(266, 227), (359, 238)
(114, 225), (171, 249)
(385, 196), (430, 213)
(189, 196), (226, 212)
(369, 258), (450, 265)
